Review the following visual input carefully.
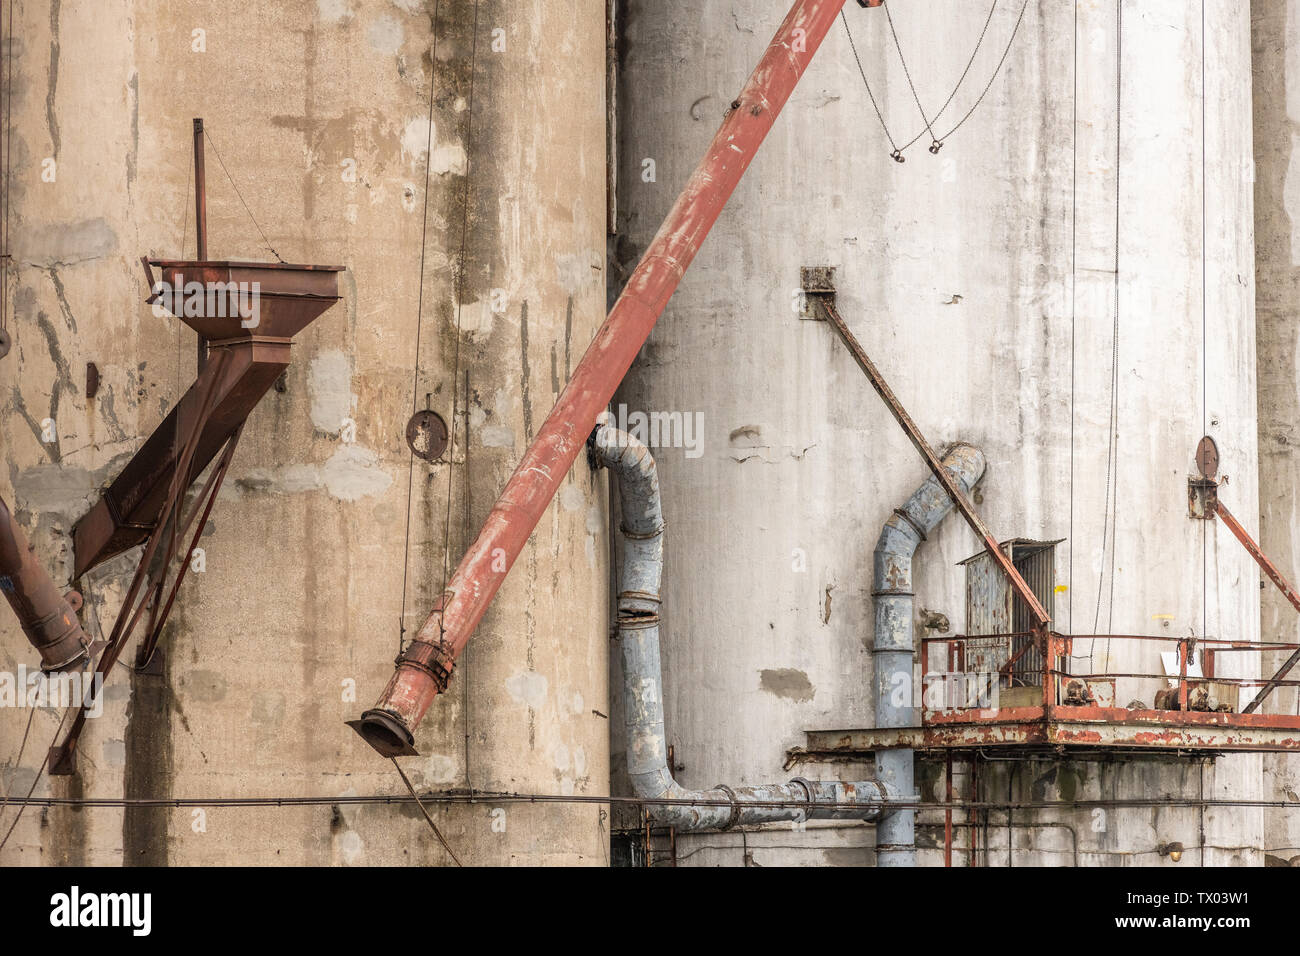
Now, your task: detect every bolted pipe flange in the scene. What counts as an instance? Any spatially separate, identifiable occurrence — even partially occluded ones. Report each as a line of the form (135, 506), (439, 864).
(393, 638), (456, 693)
(713, 783), (742, 831)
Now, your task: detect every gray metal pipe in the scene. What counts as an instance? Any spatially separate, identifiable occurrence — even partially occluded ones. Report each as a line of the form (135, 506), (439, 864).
(593, 418), (893, 832)
(873, 443), (987, 867)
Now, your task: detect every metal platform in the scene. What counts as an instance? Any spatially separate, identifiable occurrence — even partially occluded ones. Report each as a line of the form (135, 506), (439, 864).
(802, 704), (1300, 760)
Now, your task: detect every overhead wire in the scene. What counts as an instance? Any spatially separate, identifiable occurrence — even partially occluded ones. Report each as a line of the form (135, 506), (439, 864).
(1093, 1), (1122, 669)
(392, 757), (463, 866)
(0, 707), (69, 853)
(841, 0), (1030, 160)
(437, 0), (483, 627)
(398, 0), (443, 655)
(0, 0), (11, 337)
(202, 127), (283, 263)
(896, 0), (999, 153)
(931, 0), (1031, 144)
(881, 0), (938, 147)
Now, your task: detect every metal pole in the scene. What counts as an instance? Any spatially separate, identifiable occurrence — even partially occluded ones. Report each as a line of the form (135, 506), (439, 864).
(353, 0), (853, 755)
(944, 753), (953, 868)
(193, 117), (208, 371)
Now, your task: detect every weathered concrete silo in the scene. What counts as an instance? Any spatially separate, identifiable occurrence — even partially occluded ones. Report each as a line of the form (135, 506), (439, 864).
(1251, 0), (1300, 869)
(0, 0), (609, 865)
(614, 0), (1262, 865)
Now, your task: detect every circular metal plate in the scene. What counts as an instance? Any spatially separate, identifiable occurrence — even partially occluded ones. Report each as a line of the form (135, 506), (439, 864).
(0, 327), (10, 360)
(1195, 435), (1219, 480)
(406, 409), (449, 462)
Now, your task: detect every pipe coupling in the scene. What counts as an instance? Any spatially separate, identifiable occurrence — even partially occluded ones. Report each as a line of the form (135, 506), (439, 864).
(394, 638), (456, 693)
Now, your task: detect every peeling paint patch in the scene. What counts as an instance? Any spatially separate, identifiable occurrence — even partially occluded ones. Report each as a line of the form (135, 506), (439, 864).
(505, 669), (548, 710)
(554, 251), (598, 294)
(101, 738), (126, 768)
(422, 753), (458, 784)
(430, 142), (468, 176)
(759, 668), (815, 703)
(367, 13), (404, 55)
(19, 218), (118, 267)
(559, 483), (585, 512)
(480, 425), (515, 449)
(180, 669), (228, 704)
(338, 829), (364, 865)
(401, 116), (433, 162)
(235, 445), (393, 502)
(308, 349), (356, 433)
(320, 446), (394, 501)
(317, 0), (353, 24)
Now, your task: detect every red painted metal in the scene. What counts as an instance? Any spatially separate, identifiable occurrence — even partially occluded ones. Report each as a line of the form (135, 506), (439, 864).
(0, 495), (94, 672)
(1214, 500), (1300, 714)
(353, 0), (854, 756)
(890, 631), (1300, 755)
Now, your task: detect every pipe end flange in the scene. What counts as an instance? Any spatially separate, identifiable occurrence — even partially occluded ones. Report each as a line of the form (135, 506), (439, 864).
(348, 709), (420, 758)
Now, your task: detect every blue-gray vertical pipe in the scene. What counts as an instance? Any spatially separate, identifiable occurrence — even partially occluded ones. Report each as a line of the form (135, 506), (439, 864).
(593, 417), (895, 831)
(873, 443), (987, 866)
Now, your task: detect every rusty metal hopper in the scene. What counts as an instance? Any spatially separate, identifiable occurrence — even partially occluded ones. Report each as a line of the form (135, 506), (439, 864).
(146, 259), (342, 342)
(72, 259), (342, 578)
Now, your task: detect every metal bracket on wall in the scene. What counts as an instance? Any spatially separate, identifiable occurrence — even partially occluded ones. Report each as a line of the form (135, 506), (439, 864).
(799, 266), (835, 320)
(1188, 435), (1300, 714)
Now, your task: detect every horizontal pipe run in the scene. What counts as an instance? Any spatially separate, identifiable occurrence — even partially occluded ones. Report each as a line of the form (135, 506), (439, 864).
(353, 0), (852, 756)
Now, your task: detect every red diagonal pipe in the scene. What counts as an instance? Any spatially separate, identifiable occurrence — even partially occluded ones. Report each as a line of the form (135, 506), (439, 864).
(353, 0), (851, 755)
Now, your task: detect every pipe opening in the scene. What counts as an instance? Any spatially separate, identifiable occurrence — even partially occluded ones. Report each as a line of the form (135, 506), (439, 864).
(352, 710), (416, 758)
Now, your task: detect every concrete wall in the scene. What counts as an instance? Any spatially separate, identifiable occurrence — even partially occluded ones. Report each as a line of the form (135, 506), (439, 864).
(1251, 0), (1300, 869)
(614, 0), (1265, 866)
(0, 0), (610, 865)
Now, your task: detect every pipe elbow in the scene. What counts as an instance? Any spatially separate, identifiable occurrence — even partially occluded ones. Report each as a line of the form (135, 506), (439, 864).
(591, 419), (664, 541)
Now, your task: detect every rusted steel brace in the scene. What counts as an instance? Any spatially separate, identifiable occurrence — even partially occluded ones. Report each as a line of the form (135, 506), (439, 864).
(135, 423), (244, 671)
(1215, 500), (1300, 714)
(49, 350), (231, 773)
(352, 0), (854, 756)
(814, 297), (1051, 629)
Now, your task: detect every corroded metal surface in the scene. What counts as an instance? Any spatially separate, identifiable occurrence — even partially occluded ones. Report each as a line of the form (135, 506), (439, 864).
(73, 262), (341, 577)
(0, 495), (94, 672)
(405, 409), (449, 462)
(802, 711), (1300, 755)
(1214, 500), (1300, 713)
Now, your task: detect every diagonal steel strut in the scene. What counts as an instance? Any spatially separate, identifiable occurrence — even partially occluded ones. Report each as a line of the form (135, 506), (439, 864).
(815, 296), (1051, 629)
(1214, 500), (1300, 714)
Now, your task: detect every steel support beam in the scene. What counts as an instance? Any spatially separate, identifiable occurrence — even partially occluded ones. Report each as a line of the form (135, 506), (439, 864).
(1215, 500), (1300, 714)
(815, 296), (1051, 628)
